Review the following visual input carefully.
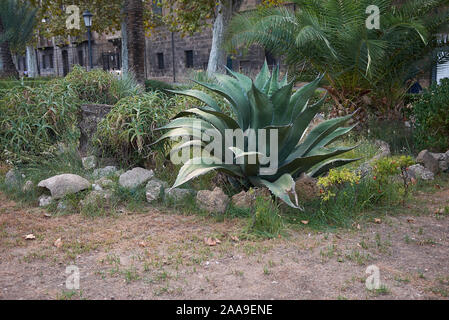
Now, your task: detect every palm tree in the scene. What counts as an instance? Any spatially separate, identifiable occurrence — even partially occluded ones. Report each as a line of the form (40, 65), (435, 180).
(0, 0), (37, 79)
(124, 0), (146, 84)
(226, 0), (449, 120)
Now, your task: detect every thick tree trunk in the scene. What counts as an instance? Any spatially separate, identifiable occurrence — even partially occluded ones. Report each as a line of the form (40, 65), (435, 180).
(125, 0), (145, 84)
(26, 46), (38, 78)
(207, 0), (242, 76)
(0, 17), (18, 79)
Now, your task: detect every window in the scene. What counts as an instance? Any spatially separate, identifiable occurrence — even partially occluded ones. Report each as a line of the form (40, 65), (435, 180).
(152, 0), (163, 16)
(185, 50), (193, 68)
(42, 54), (47, 69)
(78, 50), (84, 66)
(157, 52), (164, 69)
(49, 54), (54, 69)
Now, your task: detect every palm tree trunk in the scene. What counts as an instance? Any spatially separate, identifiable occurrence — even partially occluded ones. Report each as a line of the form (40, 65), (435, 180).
(0, 16), (18, 79)
(207, 0), (243, 76)
(125, 0), (145, 84)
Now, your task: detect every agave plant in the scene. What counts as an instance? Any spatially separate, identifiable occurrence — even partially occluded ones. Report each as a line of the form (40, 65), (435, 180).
(154, 62), (358, 209)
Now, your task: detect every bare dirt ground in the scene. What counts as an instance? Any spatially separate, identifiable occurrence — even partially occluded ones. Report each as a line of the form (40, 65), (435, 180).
(0, 189), (448, 300)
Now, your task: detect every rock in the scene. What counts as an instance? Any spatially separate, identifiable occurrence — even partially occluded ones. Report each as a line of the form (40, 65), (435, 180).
(231, 188), (271, 209)
(119, 167), (154, 189)
(78, 104), (113, 155)
(416, 150), (439, 174)
(80, 190), (113, 208)
(231, 191), (253, 209)
(38, 195), (52, 207)
(5, 169), (20, 186)
(22, 180), (34, 192)
(165, 188), (196, 202)
(92, 166), (118, 179)
(407, 164), (434, 181)
(145, 179), (169, 203)
(92, 184), (103, 191)
(196, 187), (229, 214)
(439, 160), (449, 172)
(57, 201), (67, 211)
(37, 174), (90, 199)
(94, 177), (114, 189)
(82, 156), (97, 170)
(295, 173), (320, 202)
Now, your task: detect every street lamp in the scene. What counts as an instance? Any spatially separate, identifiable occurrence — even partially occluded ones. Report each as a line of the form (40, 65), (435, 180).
(83, 10), (93, 70)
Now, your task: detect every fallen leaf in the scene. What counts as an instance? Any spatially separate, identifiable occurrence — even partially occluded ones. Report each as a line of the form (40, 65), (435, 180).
(374, 218), (382, 224)
(435, 208), (444, 215)
(138, 241), (146, 248)
(407, 218), (415, 223)
(301, 220), (309, 225)
(54, 238), (63, 248)
(25, 234), (35, 240)
(435, 184), (441, 189)
(43, 213), (51, 218)
(356, 224), (361, 230)
(230, 235), (239, 242)
(204, 237), (220, 246)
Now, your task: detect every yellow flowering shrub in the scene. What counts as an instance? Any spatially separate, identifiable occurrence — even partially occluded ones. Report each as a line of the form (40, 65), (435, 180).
(317, 168), (361, 201)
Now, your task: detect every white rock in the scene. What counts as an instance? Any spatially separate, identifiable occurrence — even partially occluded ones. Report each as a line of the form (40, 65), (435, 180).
(38, 174), (90, 199)
(82, 156), (97, 170)
(39, 195), (52, 207)
(119, 167), (154, 189)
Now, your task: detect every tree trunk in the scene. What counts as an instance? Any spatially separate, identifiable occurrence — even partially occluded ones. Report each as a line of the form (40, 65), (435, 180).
(0, 17), (18, 79)
(207, 0), (242, 76)
(125, 0), (145, 84)
(26, 46), (38, 78)
(120, 7), (129, 76)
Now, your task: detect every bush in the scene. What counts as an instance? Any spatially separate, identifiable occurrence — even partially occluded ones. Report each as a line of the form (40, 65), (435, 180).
(93, 92), (181, 165)
(145, 79), (175, 92)
(412, 79), (449, 152)
(0, 67), (141, 164)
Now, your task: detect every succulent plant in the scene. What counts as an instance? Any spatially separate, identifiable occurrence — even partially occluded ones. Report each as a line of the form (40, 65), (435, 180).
(155, 62), (357, 209)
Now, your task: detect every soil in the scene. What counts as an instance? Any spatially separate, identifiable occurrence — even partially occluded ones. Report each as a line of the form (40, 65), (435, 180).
(0, 189), (448, 300)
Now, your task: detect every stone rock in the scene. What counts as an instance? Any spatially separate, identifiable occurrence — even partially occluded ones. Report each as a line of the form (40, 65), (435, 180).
(92, 183), (103, 191)
(165, 188), (196, 202)
(119, 167), (154, 189)
(416, 150), (439, 174)
(57, 201), (67, 211)
(145, 179), (169, 203)
(78, 104), (113, 155)
(22, 180), (34, 192)
(80, 190), (113, 208)
(94, 177), (114, 189)
(82, 156), (97, 170)
(231, 191), (253, 209)
(407, 164), (435, 181)
(38, 195), (52, 207)
(196, 187), (229, 214)
(295, 173), (320, 202)
(5, 169), (20, 186)
(38, 174), (90, 199)
(92, 166), (118, 179)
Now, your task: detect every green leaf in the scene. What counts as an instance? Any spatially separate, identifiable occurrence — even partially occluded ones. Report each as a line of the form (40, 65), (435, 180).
(166, 89), (221, 112)
(259, 174), (302, 210)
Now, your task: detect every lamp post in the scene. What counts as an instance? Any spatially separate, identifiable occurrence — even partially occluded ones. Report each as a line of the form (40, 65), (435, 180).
(83, 10), (93, 70)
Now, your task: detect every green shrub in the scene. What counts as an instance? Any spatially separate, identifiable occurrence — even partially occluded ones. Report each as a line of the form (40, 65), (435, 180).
(93, 92), (180, 165)
(145, 79), (175, 92)
(412, 79), (449, 152)
(245, 196), (284, 239)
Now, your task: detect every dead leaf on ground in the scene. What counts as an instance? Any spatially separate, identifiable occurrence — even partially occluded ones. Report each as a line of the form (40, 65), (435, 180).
(204, 237), (221, 246)
(138, 241), (146, 248)
(54, 238), (63, 248)
(230, 235), (239, 242)
(407, 218), (415, 223)
(374, 218), (382, 224)
(24, 234), (36, 240)
(43, 213), (51, 218)
(301, 220), (309, 225)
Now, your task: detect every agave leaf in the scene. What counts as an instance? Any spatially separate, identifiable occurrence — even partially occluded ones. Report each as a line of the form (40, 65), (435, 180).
(157, 117), (216, 132)
(255, 60), (271, 91)
(267, 66), (280, 96)
(225, 67), (253, 92)
(294, 112), (355, 157)
(287, 74), (324, 121)
(248, 83), (273, 129)
(166, 89), (221, 112)
(312, 124), (358, 149)
(259, 174), (302, 210)
(174, 108), (238, 134)
(309, 158), (361, 178)
(170, 139), (206, 154)
(151, 127), (203, 146)
(271, 81), (294, 125)
(172, 157), (244, 189)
